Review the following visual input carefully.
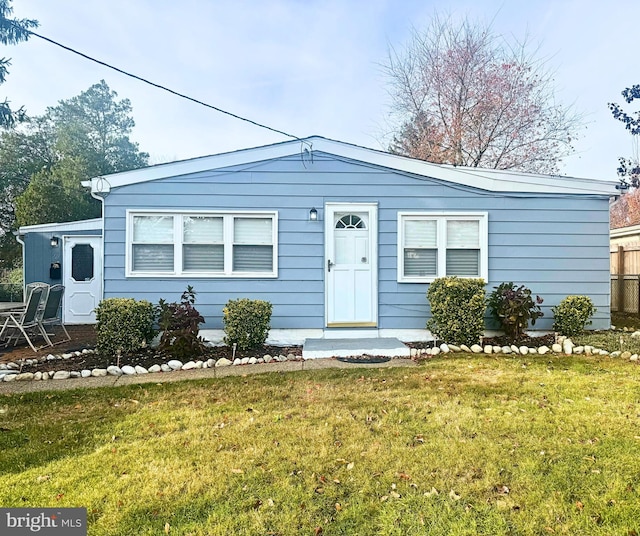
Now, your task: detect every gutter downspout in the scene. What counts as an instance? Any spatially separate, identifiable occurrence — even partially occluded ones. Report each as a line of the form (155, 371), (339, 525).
(84, 177), (107, 303)
(13, 230), (25, 301)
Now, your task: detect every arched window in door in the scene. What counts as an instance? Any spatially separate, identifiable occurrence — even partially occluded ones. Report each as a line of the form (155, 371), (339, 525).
(335, 214), (366, 229)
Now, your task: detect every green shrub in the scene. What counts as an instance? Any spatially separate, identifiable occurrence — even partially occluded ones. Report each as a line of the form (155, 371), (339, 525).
(426, 277), (486, 346)
(7, 267), (23, 285)
(223, 298), (273, 350)
(0, 268), (23, 302)
(488, 282), (543, 342)
(155, 286), (206, 360)
(95, 298), (155, 356)
(552, 295), (596, 337)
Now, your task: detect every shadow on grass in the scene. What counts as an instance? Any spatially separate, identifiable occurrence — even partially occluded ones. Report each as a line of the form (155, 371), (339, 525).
(0, 384), (167, 476)
(0, 372), (311, 476)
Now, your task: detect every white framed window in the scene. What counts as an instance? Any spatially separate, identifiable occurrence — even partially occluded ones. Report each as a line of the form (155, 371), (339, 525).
(182, 216), (224, 272)
(397, 212), (488, 282)
(126, 211), (278, 277)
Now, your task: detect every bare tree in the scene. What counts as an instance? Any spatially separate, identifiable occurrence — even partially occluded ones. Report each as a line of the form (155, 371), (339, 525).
(609, 84), (640, 187)
(384, 13), (582, 174)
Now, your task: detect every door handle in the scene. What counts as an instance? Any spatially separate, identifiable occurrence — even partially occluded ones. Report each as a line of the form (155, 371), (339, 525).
(327, 259), (334, 272)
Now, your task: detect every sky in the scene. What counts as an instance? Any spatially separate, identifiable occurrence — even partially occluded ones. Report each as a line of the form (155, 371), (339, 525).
(2, 0), (639, 180)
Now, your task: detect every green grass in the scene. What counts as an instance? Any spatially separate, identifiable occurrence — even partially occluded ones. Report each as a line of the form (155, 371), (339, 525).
(573, 329), (640, 355)
(2, 355), (640, 535)
(566, 311), (640, 354)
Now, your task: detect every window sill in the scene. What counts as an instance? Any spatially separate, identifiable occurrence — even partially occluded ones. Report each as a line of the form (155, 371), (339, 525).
(398, 277), (437, 284)
(398, 275), (482, 284)
(126, 272), (278, 278)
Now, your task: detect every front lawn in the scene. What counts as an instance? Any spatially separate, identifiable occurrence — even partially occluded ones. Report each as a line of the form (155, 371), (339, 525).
(1, 354), (639, 535)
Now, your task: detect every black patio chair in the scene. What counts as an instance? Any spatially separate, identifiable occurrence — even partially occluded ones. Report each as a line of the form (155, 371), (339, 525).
(38, 284), (71, 345)
(0, 284), (49, 351)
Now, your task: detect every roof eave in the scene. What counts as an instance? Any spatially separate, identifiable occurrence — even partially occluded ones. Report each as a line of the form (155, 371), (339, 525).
(87, 136), (619, 196)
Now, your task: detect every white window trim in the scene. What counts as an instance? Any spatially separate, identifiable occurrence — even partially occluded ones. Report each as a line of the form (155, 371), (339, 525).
(126, 209), (278, 278)
(397, 212), (488, 283)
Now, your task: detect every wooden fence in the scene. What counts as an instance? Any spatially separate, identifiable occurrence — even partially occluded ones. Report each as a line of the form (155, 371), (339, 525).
(611, 244), (640, 275)
(611, 245), (640, 314)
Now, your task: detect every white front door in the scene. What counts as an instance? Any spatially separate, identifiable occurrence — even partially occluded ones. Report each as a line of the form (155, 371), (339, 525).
(63, 235), (103, 324)
(325, 203), (377, 327)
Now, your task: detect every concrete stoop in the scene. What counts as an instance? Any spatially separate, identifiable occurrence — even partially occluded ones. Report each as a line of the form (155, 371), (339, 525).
(302, 337), (411, 360)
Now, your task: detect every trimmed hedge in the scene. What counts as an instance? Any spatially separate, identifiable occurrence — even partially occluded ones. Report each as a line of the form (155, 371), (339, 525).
(95, 298), (155, 356)
(552, 295), (597, 337)
(223, 298), (273, 350)
(427, 277), (486, 346)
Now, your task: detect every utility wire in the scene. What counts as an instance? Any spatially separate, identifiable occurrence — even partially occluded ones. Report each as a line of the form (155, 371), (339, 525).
(24, 28), (303, 142)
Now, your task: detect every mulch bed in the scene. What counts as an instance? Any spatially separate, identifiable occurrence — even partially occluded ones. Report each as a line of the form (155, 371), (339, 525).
(0, 325), (97, 364)
(0, 325), (301, 374)
(481, 333), (557, 348)
(1, 325), (558, 375)
(336, 356), (392, 364)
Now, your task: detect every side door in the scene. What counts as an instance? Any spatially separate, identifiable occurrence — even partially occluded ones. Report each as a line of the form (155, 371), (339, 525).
(63, 235), (103, 324)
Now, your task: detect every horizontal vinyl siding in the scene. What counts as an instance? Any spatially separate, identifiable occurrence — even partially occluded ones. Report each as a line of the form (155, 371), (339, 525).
(103, 152), (611, 331)
(24, 229), (101, 286)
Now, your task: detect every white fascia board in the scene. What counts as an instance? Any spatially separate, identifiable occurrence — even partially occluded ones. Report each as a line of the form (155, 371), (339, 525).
(18, 218), (103, 234)
(610, 224), (640, 238)
(88, 135), (618, 196)
(315, 139), (618, 195)
(455, 166), (620, 195)
(88, 140), (309, 193)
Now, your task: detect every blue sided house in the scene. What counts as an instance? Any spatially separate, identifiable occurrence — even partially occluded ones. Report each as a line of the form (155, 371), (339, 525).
(19, 136), (617, 343)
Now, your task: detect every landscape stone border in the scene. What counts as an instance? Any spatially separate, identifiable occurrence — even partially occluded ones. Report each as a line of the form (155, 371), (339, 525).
(0, 335), (638, 384)
(411, 335), (639, 361)
(0, 349), (301, 383)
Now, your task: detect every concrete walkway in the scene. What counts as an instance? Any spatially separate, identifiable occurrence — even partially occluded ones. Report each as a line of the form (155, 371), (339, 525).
(0, 357), (417, 395)
(302, 337), (411, 359)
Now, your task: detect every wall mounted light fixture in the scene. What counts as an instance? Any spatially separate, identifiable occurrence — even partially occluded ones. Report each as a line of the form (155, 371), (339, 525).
(50, 236), (60, 247)
(309, 208), (318, 221)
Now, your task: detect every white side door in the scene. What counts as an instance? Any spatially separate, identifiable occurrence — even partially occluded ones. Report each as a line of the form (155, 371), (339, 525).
(63, 235), (103, 324)
(325, 203), (378, 327)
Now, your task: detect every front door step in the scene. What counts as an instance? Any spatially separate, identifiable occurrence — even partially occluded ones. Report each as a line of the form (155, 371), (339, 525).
(302, 337), (410, 360)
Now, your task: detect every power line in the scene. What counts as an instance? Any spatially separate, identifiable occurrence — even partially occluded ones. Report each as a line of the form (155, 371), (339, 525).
(24, 28), (303, 142)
